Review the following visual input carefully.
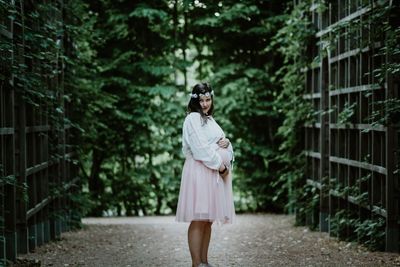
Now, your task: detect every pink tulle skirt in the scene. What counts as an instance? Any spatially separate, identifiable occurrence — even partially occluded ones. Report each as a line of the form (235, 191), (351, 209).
(175, 147), (235, 224)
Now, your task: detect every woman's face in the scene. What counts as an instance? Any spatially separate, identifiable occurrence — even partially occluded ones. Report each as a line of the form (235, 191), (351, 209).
(199, 95), (212, 115)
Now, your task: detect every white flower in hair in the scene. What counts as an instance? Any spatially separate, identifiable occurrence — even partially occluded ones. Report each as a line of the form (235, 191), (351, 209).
(190, 90), (214, 99)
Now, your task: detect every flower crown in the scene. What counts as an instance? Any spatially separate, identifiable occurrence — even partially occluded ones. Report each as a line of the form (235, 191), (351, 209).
(190, 90), (214, 99)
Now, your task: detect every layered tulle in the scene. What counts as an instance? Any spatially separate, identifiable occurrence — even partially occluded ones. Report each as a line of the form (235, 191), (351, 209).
(175, 147), (235, 224)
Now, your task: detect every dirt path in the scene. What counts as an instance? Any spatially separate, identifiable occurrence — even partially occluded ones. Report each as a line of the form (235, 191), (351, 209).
(17, 214), (399, 267)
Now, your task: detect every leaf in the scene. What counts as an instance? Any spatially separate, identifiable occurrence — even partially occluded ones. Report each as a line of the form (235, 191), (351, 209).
(129, 6), (168, 22)
(134, 62), (174, 76)
(148, 85), (176, 97)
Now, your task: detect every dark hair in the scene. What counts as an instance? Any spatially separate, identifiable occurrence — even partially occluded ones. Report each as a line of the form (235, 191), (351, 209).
(187, 82), (214, 122)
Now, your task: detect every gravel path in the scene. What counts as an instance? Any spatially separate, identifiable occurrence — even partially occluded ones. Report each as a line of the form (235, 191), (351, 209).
(17, 214), (399, 267)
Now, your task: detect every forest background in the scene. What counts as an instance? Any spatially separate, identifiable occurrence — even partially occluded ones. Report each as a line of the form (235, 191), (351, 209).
(2, 0), (399, 255)
(64, 0), (311, 218)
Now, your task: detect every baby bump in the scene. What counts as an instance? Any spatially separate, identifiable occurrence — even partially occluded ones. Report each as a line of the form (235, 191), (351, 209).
(216, 148), (233, 167)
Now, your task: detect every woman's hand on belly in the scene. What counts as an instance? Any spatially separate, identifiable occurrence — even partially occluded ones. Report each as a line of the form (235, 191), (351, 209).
(217, 137), (230, 148)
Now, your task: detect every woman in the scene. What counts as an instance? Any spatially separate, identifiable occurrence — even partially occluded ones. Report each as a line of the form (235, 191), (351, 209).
(175, 82), (235, 267)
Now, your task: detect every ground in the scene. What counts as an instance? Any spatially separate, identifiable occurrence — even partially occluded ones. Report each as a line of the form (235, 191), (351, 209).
(16, 214), (400, 267)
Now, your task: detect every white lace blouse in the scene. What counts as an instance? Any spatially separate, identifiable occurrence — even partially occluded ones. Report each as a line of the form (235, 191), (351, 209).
(182, 112), (226, 170)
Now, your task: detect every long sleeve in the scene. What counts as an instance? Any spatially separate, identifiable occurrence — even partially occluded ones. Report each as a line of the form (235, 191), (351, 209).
(183, 113), (222, 170)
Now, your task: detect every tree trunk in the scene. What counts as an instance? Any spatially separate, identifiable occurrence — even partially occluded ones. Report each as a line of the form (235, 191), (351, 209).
(88, 148), (105, 216)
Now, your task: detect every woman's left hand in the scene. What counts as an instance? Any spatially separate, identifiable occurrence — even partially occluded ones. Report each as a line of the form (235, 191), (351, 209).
(217, 137), (230, 148)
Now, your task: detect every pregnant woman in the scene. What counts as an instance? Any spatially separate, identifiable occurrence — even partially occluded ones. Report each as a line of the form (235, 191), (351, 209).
(175, 82), (235, 267)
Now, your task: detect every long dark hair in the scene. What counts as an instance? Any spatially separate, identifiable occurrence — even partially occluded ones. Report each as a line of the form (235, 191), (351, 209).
(187, 82), (214, 123)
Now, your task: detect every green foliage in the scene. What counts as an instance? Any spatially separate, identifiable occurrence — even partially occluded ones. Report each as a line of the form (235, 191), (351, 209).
(329, 209), (355, 239)
(294, 183), (320, 230)
(63, 0), (186, 216)
(188, 0), (289, 212)
(1, 0), (77, 219)
(327, 170), (386, 251)
(129, 6), (168, 22)
(2, 0), (396, 254)
(330, 209), (385, 251)
(338, 102), (357, 124)
(267, 0), (399, 252)
(368, 3), (400, 129)
(355, 216), (386, 250)
(267, 0), (315, 214)
(67, 0), (298, 215)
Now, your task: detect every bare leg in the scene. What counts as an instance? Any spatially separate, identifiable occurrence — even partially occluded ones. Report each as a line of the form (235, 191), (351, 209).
(201, 222), (213, 264)
(188, 221), (206, 267)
